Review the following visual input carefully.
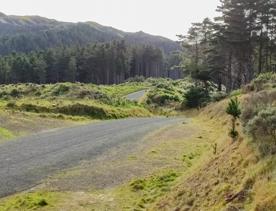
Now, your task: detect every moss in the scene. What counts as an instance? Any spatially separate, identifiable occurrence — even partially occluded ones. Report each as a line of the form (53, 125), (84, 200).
(0, 192), (60, 210)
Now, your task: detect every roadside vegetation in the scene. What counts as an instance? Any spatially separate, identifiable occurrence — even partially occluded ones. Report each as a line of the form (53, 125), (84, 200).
(0, 72), (275, 211)
(1, 73), (275, 210)
(151, 72), (276, 211)
(0, 81), (151, 141)
(0, 77), (199, 142)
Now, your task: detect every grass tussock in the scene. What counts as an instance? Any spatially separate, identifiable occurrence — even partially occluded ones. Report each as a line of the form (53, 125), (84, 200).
(129, 171), (179, 209)
(0, 192), (61, 211)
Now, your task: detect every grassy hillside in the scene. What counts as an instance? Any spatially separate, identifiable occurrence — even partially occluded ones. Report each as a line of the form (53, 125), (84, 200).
(152, 73), (276, 211)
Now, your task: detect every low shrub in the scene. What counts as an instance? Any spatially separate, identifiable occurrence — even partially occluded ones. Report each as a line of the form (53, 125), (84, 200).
(211, 91), (228, 102)
(20, 104), (50, 113)
(0, 91), (7, 98)
(242, 89), (276, 155)
(252, 72), (276, 91)
(241, 90), (276, 124)
(146, 79), (185, 106)
(184, 86), (210, 108)
(126, 75), (145, 83)
(147, 91), (181, 106)
(52, 84), (70, 96)
(10, 89), (21, 97)
(56, 104), (107, 119)
(6, 101), (16, 108)
(246, 107), (276, 155)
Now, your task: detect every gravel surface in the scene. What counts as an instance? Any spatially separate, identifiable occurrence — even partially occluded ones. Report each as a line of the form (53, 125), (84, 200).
(0, 117), (181, 198)
(126, 90), (147, 101)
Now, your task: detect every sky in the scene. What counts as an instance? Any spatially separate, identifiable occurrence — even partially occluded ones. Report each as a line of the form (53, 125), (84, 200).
(0, 0), (220, 40)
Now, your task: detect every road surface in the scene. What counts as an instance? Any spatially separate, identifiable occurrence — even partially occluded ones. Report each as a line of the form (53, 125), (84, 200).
(0, 117), (182, 198)
(126, 90), (147, 101)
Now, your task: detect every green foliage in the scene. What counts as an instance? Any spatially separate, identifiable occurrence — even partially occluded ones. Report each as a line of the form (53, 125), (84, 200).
(229, 129), (239, 139)
(1, 83), (152, 120)
(6, 101), (16, 108)
(226, 97), (241, 119)
(52, 84), (70, 96)
(0, 192), (57, 210)
(211, 91), (228, 102)
(146, 79), (191, 106)
(184, 86), (210, 108)
(130, 171), (178, 209)
(241, 89), (276, 155)
(126, 76), (145, 83)
(241, 90), (276, 124)
(226, 97), (241, 140)
(10, 89), (21, 98)
(230, 89), (242, 97)
(0, 127), (14, 140)
(179, 0), (276, 92)
(0, 40), (169, 85)
(252, 72), (276, 91)
(247, 107), (276, 155)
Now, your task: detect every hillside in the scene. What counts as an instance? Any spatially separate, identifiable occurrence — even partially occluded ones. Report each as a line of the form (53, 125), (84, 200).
(0, 12), (179, 55)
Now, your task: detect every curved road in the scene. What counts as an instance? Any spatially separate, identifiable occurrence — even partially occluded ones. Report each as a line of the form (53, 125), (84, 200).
(126, 90), (147, 101)
(0, 117), (182, 198)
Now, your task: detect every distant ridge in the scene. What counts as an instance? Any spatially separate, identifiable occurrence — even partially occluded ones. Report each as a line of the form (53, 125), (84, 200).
(0, 12), (179, 55)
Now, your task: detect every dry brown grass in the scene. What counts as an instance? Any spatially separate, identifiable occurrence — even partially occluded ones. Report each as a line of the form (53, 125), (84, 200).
(151, 94), (276, 211)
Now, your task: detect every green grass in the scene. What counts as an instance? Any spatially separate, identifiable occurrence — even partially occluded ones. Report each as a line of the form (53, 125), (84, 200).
(0, 192), (61, 211)
(0, 127), (14, 140)
(0, 82), (152, 120)
(129, 171), (179, 209)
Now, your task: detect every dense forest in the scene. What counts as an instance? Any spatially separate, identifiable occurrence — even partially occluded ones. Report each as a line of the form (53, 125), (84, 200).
(0, 13), (182, 84)
(180, 0), (276, 92)
(0, 41), (181, 84)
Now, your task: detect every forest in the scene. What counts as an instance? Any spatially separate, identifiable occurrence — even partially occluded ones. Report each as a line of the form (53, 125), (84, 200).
(0, 41), (182, 84)
(180, 0), (276, 92)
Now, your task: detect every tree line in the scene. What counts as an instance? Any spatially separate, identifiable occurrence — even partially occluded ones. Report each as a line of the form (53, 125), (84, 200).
(180, 0), (276, 92)
(0, 41), (179, 84)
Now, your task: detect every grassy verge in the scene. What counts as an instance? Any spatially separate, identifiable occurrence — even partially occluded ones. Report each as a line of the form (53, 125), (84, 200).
(0, 127), (14, 140)
(0, 192), (63, 211)
(0, 114), (220, 210)
(151, 83), (276, 210)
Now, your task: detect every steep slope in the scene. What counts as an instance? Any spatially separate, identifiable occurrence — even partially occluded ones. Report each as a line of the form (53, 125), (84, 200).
(152, 74), (276, 211)
(0, 12), (179, 55)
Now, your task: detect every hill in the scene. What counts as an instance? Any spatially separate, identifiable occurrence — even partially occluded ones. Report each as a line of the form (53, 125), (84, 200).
(0, 12), (179, 55)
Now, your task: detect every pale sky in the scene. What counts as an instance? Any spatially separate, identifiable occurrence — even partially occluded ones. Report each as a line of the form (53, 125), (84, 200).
(0, 0), (220, 40)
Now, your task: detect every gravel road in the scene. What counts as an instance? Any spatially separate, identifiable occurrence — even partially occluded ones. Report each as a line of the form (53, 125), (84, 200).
(0, 117), (181, 198)
(126, 90), (147, 101)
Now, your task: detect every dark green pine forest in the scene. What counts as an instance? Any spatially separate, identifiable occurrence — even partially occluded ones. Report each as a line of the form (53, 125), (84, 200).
(0, 12), (181, 84)
(180, 0), (276, 92)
